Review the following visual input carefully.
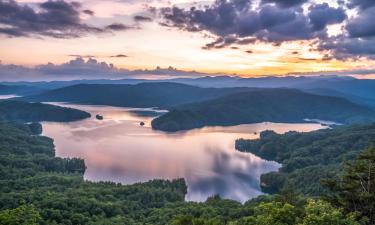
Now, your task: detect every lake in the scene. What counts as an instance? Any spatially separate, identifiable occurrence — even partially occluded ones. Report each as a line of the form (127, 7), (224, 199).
(41, 103), (327, 202)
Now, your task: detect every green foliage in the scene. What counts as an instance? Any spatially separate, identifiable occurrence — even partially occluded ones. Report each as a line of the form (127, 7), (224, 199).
(299, 200), (359, 225)
(0, 123), (187, 224)
(0, 204), (42, 225)
(236, 124), (375, 195)
(324, 147), (375, 225)
(231, 201), (297, 225)
(28, 123), (43, 135)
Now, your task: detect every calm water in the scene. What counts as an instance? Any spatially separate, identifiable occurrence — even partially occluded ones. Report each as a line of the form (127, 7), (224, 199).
(41, 103), (327, 202)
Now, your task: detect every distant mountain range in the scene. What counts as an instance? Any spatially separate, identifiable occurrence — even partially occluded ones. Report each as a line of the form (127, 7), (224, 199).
(3, 75), (375, 108)
(152, 89), (375, 132)
(19, 83), (253, 108)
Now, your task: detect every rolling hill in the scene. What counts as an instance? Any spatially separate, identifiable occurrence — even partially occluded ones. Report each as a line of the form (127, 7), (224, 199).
(151, 89), (375, 132)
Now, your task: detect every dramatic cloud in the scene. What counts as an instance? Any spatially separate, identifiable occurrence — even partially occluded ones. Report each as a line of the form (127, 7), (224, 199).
(160, 0), (347, 46)
(318, 3), (375, 59)
(0, 0), (132, 38)
(159, 0), (375, 60)
(308, 3), (347, 31)
(346, 7), (375, 38)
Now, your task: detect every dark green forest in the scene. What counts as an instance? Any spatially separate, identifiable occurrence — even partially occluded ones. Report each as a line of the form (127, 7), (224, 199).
(0, 122), (374, 225)
(235, 124), (375, 196)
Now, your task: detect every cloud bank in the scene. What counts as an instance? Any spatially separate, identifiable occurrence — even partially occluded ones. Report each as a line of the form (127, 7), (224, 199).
(0, 0), (133, 38)
(0, 57), (207, 81)
(159, 0), (375, 59)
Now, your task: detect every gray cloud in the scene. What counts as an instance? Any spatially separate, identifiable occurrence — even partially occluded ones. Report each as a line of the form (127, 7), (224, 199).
(346, 7), (375, 38)
(106, 23), (132, 31)
(110, 54), (128, 58)
(0, 0), (132, 38)
(134, 15), (153, 22)
(0, 57), (207, 81)
(308, 3), (347, 31)
(348, 0), (375, 10)
(318, 5), (375, 59)
(160, 0), (346, 47)
(82, 9), (94, 16)
(261, 0), (309, 8)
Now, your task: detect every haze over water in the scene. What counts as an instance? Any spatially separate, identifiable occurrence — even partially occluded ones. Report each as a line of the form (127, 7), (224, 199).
(42, 104), (327, 202)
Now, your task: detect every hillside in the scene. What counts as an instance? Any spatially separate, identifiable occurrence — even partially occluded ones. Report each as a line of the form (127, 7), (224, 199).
(235, 123), (375, 196)
(151, 89), (375, 131)
(21, 82), (251, 108)
(0, 84), (45, 96)
(0, 100), (91, 122)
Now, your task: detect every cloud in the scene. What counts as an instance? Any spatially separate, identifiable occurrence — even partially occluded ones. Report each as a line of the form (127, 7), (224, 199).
(110, 54), (128, 58)
(319, 36), (375, 59)
(134, 15), (153, 22)
(160, 0), (346, 46)
(0, 0), (133, 38)
(106, 23), (132, 31)
(308, 3), (347, 31)
(318, 5), (375, 59)
(261, 0), (308, 8)
(82, 9), (94, 16)
(0, 57), (207, 81)
(346, 7), (375, 38)
(348, 0), (375, 10)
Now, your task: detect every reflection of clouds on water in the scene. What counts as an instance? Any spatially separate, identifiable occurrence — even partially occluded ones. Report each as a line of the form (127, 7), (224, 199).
(41, 104), (323, 203)
(186, 147), (279, 202)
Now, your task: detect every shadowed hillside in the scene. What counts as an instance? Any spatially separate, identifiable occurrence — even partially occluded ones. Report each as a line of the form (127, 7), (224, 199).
(152, 89), (375, 131)
(0, 100), (90, 122)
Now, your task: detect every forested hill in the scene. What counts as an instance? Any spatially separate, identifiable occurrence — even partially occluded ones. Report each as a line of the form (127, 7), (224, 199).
(151, 89), (375, 132)
(0, 122), (373, 224)
(20, 82), (251, 108)
(0, 100), (90, 122)
(0, 122), (187, 224)
(236, 123), (375, 196)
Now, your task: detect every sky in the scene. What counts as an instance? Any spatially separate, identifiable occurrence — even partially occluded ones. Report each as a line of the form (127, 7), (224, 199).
(1, 0), (375, 81)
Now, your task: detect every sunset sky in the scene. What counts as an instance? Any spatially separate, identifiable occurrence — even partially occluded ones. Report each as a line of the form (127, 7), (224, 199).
(1, 0), (375, 80)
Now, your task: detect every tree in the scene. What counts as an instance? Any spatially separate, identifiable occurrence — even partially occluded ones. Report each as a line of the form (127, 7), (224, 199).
(231, 201), (296, 225)
(323, 147), (375, 225)
(0, 204), (41, 225)
(299, 200), (359, 225)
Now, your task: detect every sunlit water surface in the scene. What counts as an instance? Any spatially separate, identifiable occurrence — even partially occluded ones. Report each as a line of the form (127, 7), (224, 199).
(0, 95), (19, 99)
(41, 103), (327, 202)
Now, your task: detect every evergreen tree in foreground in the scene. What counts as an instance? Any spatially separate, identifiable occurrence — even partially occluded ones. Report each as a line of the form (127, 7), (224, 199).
(324, 147), (375, 225)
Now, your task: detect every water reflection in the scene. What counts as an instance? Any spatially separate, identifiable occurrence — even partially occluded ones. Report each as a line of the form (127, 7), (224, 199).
(0, 95), (19, 99)
(42, 104), (327, 202)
